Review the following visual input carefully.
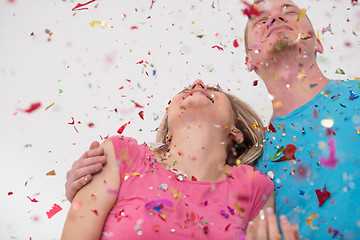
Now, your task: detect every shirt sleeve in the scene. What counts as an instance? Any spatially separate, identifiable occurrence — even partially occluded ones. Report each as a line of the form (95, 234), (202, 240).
(248, 169), (275, 221)
(107, 136), (141, 182)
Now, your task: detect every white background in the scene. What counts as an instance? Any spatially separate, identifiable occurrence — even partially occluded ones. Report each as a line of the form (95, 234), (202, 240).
(0, 0), (359, 239)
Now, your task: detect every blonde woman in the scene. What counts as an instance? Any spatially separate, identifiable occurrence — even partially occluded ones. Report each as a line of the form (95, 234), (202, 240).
(62, 80), (297, 239)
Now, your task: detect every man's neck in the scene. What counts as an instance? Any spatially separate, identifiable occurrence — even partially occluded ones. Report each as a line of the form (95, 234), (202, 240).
(156, 121), (231, 181)
(256, 55), (330, 116)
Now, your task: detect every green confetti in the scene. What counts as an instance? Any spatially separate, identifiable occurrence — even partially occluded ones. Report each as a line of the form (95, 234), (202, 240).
(59, 89), (63, 93)
(335, 68), (345, 75)
(267, 146), (285, 161)
(197, 35), (204, 39)
(310, 84), (318, 88)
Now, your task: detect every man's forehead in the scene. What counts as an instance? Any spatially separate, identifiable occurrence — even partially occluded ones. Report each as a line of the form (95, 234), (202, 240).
(255, 0), (298, 11)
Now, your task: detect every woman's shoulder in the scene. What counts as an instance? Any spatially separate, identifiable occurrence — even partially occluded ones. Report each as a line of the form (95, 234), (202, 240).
(232, 164), (274, 186)
(106, 135), (150, 164)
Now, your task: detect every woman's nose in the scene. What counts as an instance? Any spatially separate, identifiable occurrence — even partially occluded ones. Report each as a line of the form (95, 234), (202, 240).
(190, 79), (205, 89)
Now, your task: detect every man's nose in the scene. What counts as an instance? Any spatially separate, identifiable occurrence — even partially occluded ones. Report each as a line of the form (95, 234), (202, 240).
(190, 79), (206, 89)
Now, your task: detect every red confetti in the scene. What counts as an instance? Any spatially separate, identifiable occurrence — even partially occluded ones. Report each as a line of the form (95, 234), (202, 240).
(313, 109), (318, 119)
(268, 123), (277, 133)
(315, 187), (331, 207)
(225, 223), (231, 231)
(18, 102), (41, 113)
(92, 209), (99, 216)
(191, 176), (198, 181)
(131, 100), (144, 108)
(233, 39), (239, 48)
(68, 117), (75, 125)
(119, 86), (124, 90)
(212, 45), (224, 51)
(131, 26), (138, 30)
(117, 121), (131, 134)
(72, 0), (96, 11)
(8, 192), (13, 195)
(274, 144), (296, 162)
(253, 80), (258, 86)
(242, 1), (261, 19)
(138, 111), (144, 120)
(46, 204), (62, 219)
(27, 196), (39, 202)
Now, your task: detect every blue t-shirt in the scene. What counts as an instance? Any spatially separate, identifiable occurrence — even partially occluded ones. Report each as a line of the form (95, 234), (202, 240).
(257, 80), (360, 239)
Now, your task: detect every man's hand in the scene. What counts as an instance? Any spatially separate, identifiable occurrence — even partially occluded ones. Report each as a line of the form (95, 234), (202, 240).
(246, 208), (300, 240)
(65, 141), (107, 202)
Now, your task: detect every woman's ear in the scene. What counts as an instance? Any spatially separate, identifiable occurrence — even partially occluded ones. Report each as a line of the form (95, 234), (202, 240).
(230, 128), (244, 144)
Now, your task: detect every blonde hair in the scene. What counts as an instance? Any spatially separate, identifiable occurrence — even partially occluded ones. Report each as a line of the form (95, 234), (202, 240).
(155, 92), (264, 166)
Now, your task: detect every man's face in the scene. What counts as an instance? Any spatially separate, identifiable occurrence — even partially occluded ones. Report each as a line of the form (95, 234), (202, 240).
(245, 0), (320, 71)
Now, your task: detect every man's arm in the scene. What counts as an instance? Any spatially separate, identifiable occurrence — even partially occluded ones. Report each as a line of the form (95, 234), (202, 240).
(65, 141), (107, 202)
(62, 140), (119, 240)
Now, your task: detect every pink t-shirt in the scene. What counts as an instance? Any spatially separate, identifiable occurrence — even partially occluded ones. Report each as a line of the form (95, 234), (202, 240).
(101, 136), (274, 240)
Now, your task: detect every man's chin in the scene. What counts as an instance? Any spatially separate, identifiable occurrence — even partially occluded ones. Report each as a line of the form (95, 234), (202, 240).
(268, 39), (298, 56)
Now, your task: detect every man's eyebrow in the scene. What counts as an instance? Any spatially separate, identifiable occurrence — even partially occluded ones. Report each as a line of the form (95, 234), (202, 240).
(280, 3), (297, 9)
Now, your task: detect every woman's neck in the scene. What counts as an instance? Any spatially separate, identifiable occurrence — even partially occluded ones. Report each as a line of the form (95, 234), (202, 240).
(155, 121), (232, 181)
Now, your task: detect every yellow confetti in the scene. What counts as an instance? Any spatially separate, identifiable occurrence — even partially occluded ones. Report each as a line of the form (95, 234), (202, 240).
(170, 188), (181, 202)
(160, 214), (167, 220)
(320, 91), (328, 97)
(124, 173), (130, 180)
(234, 202), (245, 216)
(275, 72), (277, 80)
(89, 20), (110, 28)
(306, 213), (319, 229)
(354, 77), (360, 80)
(131, 172), (141, 176)
(46, 170), (56, 175)
(45, 102), (55, 111)
(355, 126), (360, 135)
(297, 8), (306, 22)
(316, 30), (325, 42)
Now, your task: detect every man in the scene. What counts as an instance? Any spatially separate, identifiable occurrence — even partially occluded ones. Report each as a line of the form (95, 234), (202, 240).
(65, 0), (360, 238)
(245, 0), (359, 239)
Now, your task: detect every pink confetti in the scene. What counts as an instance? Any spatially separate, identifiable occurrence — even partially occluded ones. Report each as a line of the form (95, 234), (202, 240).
(46, 204), (62, 219)
(18, 102), (41, 113)
(27, 196), (38, 202)
(72, 0), (96, 11)
(319, 138), (338, 168)
(212, 45), (224, 51)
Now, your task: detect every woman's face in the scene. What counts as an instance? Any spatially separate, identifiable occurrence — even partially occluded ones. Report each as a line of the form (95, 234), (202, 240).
(167, 79), (236, 131)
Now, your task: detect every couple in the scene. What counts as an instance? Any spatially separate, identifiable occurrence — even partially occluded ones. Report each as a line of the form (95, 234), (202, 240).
(62, 0), (360, 239)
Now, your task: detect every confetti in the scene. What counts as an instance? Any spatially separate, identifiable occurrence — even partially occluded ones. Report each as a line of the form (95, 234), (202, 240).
(220, 209), (229, 218)
(315, 187), (331, 207)
(8, 192), (13, 196)
(267, 146), (284, 161)
(335, 68), (345, 75)
(306, 213), (319, 229)
(45, 102), (55, 111)
(212, 45), (224, 51)
(138, 111), (144, 120)
(18, 102), (41, 113)
(319, 138), (338, 168)
(297, 8), (306, 22)
(117, 121), (131, 134)
(321, 23), (332, 34)
(131, 100), (144, 108)
(349, 90), (359, 100)
(242, 1), (260, 19)
(46, 170), (56, 175)
(233, 39), (239, 48)
(72, 0), (96, 11)
(89, 20), (110, 28)
(27, 196), (39, 203)
(92, 209), (98, 216)
(46, 204), (62, 219)
(273, 144), (296, 162)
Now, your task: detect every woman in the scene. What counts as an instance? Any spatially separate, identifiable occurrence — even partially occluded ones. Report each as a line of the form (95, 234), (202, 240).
(62, 80), (296, 239)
